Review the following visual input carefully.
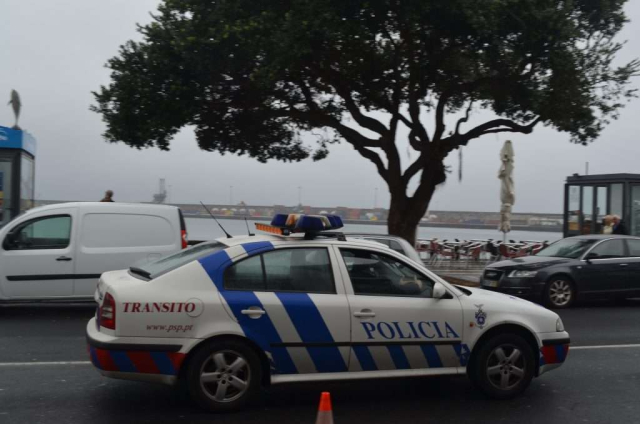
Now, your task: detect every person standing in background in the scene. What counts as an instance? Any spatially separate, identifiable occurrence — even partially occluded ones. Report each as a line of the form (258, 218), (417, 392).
(100, 190), (114, 202)
(602, 215), (614, 234)
(612, 215), (628, 235)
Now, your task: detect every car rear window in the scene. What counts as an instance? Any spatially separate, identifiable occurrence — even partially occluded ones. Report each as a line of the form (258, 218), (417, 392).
(132, 242), (225, 280)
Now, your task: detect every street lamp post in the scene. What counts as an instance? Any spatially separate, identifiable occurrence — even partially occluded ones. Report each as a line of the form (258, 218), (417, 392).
(298, 186), (302, 205)
(229, 185), (234, 205)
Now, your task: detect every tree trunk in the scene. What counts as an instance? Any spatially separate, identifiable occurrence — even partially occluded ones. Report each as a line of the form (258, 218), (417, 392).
(387, 186), (435, 247)
(387, 159), (444, 247)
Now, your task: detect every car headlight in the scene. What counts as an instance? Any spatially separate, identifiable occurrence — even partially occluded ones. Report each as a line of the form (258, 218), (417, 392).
(556, 318), (565, 332)
(508, 270), (538, 278)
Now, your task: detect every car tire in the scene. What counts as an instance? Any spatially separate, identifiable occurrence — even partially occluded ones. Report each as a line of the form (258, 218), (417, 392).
(544, 277), (575, 309)
(470, 333), (535, 400)
(185, 339), (262, 412)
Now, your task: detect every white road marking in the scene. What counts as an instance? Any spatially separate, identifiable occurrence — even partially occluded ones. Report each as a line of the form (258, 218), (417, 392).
(0, 361), (91, 367)
(571, 343), (640, 350)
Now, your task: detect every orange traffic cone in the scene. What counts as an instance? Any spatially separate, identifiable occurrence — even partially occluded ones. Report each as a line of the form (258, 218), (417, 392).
(315, 392), (334, 424)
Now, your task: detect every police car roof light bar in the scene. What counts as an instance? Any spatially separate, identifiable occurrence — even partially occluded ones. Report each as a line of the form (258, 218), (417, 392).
(256, 214), (344, 237)
(271, 214), (289, 227)
(255, 223), (290, 235)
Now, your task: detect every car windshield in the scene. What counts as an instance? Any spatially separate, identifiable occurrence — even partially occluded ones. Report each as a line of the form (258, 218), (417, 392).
(536, 238), (597, 259)
(131, 242), (226, 280)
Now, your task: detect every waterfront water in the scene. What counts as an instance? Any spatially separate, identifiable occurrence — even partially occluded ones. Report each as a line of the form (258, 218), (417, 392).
(185, 218), (562, 243)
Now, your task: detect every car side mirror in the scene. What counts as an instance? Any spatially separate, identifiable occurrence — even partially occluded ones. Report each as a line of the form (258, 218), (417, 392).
(3, 232), (17, 250)
(433, 282), (447, 299)
(584, 252), (598, 262)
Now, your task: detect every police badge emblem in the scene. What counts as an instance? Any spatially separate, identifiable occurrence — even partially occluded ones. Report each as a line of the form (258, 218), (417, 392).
(474, 304), (487, 329)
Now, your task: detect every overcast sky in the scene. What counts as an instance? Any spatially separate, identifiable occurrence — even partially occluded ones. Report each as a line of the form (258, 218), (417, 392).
(1, 0), (639, 213)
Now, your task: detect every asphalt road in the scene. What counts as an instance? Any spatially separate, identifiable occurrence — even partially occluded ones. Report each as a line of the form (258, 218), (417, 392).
(2, 300), (640, 424)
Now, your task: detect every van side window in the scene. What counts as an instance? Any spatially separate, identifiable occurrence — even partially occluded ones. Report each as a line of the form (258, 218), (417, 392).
(4, 215), (72, 250)
(81, 214), (174, 248)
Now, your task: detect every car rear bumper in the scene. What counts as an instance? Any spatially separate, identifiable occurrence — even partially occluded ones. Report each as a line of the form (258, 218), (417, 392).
(86, 318), (186, 385)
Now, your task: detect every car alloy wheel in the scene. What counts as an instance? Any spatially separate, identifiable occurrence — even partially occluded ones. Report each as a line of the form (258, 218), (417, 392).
(200, 350), (250, 403)
(186, 340), (262, 412)
(486, 344), (526, 391)
(471, 333), (534, 399)
(547, 279), (574, 308)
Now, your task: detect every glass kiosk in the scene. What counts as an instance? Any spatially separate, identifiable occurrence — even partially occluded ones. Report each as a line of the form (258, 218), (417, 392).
(564, 173), (640, 237)
(0, 126), (36, 226)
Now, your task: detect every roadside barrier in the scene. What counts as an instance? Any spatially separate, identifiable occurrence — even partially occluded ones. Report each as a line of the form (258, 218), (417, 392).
(315, 392), (334, 424)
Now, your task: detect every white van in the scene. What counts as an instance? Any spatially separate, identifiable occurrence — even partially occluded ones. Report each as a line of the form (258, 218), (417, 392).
(0, 202), (187, 302)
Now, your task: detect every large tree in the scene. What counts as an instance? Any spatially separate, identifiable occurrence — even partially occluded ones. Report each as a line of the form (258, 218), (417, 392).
(93, 0), (638, 244)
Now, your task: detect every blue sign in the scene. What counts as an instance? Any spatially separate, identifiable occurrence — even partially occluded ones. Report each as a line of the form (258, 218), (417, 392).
(0, 126), (37, 156)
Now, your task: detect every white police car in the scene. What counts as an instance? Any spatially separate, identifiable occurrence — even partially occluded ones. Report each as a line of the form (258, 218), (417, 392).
(86, 214), (570, 412)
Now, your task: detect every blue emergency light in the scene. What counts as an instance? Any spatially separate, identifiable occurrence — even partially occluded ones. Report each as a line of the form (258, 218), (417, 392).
(257, 213), (344, 236)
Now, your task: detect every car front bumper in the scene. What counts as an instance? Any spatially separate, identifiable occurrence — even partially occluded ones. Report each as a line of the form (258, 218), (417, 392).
(86, 318), (186, 385)
(537, 333), (570, 376)
(480, 277), (546, 301)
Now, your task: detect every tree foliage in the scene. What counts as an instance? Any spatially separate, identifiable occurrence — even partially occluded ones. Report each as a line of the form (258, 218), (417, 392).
(92, 0), (639, 242)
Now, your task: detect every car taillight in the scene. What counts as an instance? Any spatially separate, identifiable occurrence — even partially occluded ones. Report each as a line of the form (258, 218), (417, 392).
(100, 293), (116, 330)
(181, 229), (188, 249)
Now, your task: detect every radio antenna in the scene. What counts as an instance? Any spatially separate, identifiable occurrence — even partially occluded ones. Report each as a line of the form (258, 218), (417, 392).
(244, 217), (255, 236)
(200, 201), (232, 238)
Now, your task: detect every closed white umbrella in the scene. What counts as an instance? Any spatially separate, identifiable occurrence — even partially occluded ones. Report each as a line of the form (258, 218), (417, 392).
(498, 140), (515, 241)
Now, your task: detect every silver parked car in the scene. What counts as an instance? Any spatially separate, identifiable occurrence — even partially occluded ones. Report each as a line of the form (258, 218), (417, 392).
(346, 233), (423, 264)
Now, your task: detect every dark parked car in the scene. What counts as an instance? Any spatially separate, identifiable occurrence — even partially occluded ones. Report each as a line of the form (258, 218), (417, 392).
(480, 235), (640, 309)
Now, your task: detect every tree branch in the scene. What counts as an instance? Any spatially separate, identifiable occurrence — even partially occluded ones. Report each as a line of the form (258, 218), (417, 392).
(397, 113), (413, 129)
(461, 117), (541, 142)
(454, 100), (474, 135)
(432, 77), (497, 143)
(404, 23), (430, 146)
(402, 153), (426, 185)
(432, 88), (453, 142)
(442, 117), (542, 150)
(292, 81), (383, 149)
(354, 145), (389, 182)
(310, 71), (389, 137)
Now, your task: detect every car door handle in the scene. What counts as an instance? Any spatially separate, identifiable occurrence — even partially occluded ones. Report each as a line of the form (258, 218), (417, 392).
(56, 256), (72, 262)
(353, 310), (376, 318)
(619, 264), (629, 267)
(241, 308), (266, 319)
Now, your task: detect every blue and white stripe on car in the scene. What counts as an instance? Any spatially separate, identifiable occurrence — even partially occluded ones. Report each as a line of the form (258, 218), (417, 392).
(197, 241), (471, 376)
(254, 291), (317, 374)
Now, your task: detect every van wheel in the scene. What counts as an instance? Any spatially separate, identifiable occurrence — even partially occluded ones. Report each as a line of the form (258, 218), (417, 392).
(470, 334), (535, 399)
(544, 278), (575, 309)
(185, 340), (262, 412)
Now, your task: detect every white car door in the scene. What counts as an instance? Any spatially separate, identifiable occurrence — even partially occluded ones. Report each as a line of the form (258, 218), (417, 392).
(333, 245), (467, 373)
(0, 209), (76, 299)
(219, 244), (351, 375)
